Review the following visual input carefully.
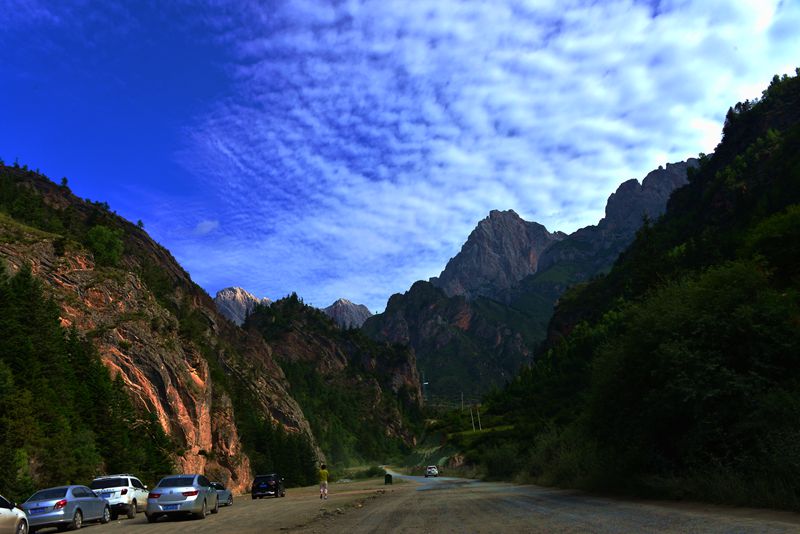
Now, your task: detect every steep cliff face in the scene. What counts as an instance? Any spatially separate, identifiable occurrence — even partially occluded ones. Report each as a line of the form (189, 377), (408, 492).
(430, 210), (565, 300)
(322, 298), (372, 329)
(0, 166), (314, 492)
(247, 296), (422, 463)
(214, 286), (271, 326)
(362, 281), (541, 398)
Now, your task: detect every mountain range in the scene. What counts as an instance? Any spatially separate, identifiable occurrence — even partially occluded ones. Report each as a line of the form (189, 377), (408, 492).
(365, 159), (697, 398)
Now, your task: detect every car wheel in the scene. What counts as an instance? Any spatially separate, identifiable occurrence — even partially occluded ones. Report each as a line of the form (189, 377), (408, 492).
(16, 520), (28, 534)
(194, 500), (207, 519)
(146, 513), (159, 523)
(251, 495), (256, 500)
(211, 496), (219, 514)
(127, 500), (137, 519)
(110, 510), (119, 521)
(227, 495), (233, 506)
(101, 506), (111, 524)
(69, 509), (83, 530)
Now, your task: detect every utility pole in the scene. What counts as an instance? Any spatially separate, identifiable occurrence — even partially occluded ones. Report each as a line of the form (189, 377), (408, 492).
(477, 404), (482, 430)
(469, 405), (476, 431)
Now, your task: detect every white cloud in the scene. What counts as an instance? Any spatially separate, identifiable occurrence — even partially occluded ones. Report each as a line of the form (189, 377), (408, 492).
(193, 219), (219, 236)
(143, 0), (799, 311)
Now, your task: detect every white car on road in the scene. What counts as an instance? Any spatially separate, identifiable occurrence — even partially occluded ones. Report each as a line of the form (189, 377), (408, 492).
(425, 466), (439, 477)
(89, 474), (149, 520)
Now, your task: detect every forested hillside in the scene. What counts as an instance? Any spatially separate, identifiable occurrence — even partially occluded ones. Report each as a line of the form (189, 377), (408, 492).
(466, 70), (800, 510)
(0, 163), (321, 492)
(0, 265), (174, 502)
(247, 295), (423, 466)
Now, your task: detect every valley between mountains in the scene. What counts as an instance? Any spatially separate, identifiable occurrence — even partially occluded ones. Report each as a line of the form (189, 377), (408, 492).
(1, 69), (799, 529)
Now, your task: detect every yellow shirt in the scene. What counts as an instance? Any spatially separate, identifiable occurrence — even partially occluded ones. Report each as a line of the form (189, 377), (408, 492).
(319, 469), (329, 483)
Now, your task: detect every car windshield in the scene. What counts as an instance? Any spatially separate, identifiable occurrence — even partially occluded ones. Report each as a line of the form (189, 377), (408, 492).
(158, 477), (195, 488)
(28, 488), (67, 501)
(89, 478), (127, 490)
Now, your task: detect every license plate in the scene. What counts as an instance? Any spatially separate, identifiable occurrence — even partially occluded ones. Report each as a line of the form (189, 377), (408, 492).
(102, 493), (114, 499)
(162, 504), (179, 511)
(30, 508), (47, 515)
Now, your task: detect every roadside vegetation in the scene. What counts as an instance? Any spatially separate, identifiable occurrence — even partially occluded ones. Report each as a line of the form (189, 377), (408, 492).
(444, 70), (800, 510)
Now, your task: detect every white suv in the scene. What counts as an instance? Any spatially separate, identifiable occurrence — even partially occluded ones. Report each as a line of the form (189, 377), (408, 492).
(89, 474), (149, 520)
(425, 465), (439, 477)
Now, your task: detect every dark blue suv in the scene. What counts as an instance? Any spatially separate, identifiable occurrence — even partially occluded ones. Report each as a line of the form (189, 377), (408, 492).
(251, 474), (285, 499)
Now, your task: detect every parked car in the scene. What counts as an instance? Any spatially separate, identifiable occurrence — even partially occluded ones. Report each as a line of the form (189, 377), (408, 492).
(209, 482), (233, 507)
(425, 465), (439, 477)
(21, 486), (110, 532)
(251, 474), (285, 499)
(145, 474), (219, 523)
(89, 473), (149, 520)
(0, 493), (28, 534)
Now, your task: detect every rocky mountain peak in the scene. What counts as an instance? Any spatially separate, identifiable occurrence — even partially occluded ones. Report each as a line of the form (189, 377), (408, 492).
(430, 209), (565, 300)
(323, 298), (372, 329)
(214, 286), (271, 326)
(602, 159), (697, 233)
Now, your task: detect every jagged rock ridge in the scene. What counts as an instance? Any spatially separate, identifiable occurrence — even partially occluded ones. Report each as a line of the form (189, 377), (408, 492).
(323, 298), (372, 329)
(214, 286), (271, 326)
(430, 209), (565, 300)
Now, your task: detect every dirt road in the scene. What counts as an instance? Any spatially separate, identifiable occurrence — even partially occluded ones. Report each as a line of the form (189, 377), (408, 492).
(32, 474), (800, 533)
(295, 472), (800, 534)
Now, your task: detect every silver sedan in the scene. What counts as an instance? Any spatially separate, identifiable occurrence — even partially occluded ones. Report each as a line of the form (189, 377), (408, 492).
(21, 485), (110, 531)
(210, 482), (233, 507)
(145, 474), (219, 522)
(0, 493), (28, 534)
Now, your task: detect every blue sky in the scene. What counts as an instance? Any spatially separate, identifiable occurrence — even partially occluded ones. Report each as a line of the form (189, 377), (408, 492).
(1, 0), (798, 312)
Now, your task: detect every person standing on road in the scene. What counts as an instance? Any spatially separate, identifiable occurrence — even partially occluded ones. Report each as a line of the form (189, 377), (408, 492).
(319, 463), (329, 500)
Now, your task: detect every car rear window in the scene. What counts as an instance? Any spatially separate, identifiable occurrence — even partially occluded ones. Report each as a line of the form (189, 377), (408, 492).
(254, 475), (276, 483)
(158, 477), (195, 488)
(90, 478), (127, 489)
(28, 488), (67, 501)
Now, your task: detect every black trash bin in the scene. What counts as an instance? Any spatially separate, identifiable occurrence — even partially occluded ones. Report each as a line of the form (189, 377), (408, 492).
(384, 473), (392, 485)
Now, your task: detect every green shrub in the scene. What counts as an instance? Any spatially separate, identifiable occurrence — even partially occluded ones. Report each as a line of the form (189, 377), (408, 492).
(86, 225), (124, 266)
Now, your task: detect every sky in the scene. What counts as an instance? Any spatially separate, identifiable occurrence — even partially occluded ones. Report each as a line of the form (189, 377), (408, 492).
(1, 0), (798, 312)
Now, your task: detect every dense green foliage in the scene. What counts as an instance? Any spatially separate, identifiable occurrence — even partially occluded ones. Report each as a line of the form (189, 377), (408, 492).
(0, 264), (175, 502)
(249, 294), (423, 466)
(86, 225), (124, 266)
(469, 70), (800, 509)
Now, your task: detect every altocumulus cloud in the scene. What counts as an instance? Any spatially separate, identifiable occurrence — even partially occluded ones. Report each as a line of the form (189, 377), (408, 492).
(151, 0), (799, 311)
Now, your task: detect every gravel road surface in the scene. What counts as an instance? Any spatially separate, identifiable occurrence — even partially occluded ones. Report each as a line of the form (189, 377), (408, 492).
(28, 474), (800, 533)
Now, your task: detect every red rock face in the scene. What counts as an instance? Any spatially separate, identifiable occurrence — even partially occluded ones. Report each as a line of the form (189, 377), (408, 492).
(0, 179), (316, 493)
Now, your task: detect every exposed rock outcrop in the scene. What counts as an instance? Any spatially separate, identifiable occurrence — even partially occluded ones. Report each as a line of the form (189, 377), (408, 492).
(214, 286), (271, 326)
(322, 298), (372, 329)
(430, 210), (565, 300)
